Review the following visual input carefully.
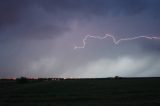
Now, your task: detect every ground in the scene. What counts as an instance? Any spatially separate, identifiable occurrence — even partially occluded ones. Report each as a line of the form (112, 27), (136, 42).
(0, 78), (160, 106)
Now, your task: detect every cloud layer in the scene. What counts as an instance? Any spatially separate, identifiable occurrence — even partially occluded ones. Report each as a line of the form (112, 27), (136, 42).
(0, 0), (160, 78)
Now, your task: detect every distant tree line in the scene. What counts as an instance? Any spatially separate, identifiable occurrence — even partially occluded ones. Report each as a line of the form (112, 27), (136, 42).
(0, 76), (123, 84)
(15, 77), (65, 84)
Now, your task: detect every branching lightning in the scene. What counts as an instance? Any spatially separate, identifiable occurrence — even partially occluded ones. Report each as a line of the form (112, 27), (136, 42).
(74, 34), (160, 49)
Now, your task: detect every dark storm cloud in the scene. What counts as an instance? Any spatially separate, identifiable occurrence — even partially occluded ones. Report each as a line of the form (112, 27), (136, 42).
(38, 0), (160, 17)
(0, 0), (29, 27)
(142, 40), (160, 53)
(1, 0), (160, 40)
(0, 0), (70, 40)
(1, 0), (160, 78)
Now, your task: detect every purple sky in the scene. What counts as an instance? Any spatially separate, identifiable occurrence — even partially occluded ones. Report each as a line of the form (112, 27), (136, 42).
(0, 0), (160, 78)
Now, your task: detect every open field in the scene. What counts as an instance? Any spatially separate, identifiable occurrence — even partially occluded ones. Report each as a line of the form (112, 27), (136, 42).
(0, 77), (160, 106)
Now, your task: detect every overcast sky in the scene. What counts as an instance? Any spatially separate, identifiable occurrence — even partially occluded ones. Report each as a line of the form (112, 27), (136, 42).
(0, 0), (160, 78)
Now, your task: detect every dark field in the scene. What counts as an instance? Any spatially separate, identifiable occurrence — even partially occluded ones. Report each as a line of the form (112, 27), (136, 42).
(0, 78), (160, 106)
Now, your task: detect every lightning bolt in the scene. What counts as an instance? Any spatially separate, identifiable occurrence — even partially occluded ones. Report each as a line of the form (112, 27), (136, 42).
(74, 34), (160, 49)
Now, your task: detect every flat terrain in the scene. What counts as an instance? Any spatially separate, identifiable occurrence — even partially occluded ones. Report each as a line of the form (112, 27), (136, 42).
(0, 78), (160, 106)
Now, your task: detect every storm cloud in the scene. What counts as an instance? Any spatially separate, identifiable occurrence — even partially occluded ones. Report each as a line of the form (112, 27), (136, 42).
(0, 0), (160, 78)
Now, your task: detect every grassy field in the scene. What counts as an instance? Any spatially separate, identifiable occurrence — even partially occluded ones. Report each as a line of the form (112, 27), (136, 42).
(0, 78), (160, 106)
